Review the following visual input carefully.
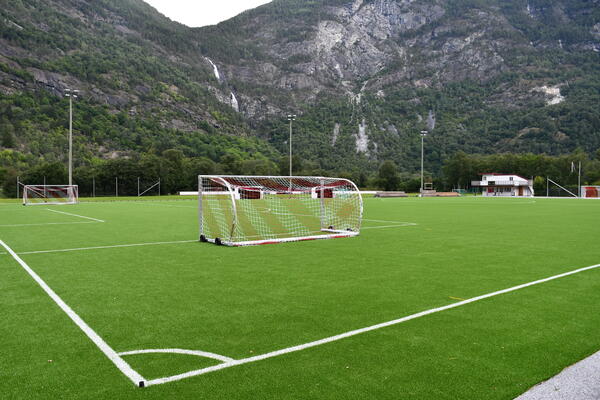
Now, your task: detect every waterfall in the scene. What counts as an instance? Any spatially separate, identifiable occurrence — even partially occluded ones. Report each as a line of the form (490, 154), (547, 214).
(332, 123), (340, 146)
(526, 1), (533, 17)
(230, 92), (239, 112)
(205, 58), (221, 82)
(356, 119), (369, 153)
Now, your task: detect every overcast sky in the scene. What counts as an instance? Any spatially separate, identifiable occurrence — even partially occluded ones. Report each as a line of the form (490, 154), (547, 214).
(143, 0), (272, 27)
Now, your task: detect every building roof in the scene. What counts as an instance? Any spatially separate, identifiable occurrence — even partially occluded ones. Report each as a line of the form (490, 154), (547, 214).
(479, 173), (529, 181)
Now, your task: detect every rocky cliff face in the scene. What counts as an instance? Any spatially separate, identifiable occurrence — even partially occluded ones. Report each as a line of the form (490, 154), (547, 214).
(200, 0), (599, 117)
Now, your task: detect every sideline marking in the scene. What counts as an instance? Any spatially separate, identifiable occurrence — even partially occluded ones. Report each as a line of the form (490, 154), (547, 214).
(0, 221), (97, 228)
(18, 240), (197, 255)
(0, 239), (145, 387)
(46, 208), (105, 223)
(145, 262), (600, 387)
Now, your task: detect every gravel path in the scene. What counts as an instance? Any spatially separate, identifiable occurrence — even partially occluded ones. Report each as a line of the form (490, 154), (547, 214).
(516, 350), (600, 399)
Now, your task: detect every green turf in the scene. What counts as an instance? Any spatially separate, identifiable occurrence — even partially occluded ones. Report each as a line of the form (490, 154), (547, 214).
(1, 197), (599, 399)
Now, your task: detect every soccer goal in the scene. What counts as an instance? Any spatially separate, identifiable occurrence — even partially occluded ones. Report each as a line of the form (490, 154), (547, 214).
(23, 185), (79, 205)
(582, 186), (600, 198)
(198, 175), (363, 246)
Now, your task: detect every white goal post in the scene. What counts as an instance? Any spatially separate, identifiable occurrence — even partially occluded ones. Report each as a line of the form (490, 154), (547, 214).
(23, 185), (79, 206)
(198, 175), (363, 246)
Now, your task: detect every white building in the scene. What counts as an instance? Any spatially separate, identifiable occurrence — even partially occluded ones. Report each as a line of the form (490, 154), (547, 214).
(471, 174), (534, 197)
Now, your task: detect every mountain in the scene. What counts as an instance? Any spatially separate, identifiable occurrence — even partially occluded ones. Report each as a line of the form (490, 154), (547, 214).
(0, 0), (599, 185)
(0, 0), (278, 170)
(197, 0), (600, 172)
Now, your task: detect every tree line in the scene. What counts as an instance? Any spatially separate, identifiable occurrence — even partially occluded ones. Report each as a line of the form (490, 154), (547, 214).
(4, 150), (598, 198)
(376, 150), (600, 194)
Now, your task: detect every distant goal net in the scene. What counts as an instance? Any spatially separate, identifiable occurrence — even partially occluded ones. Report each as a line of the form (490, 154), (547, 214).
(582, 186), (600, 198)
(198, 175), (363, 246)
(23, 185), (79, 206)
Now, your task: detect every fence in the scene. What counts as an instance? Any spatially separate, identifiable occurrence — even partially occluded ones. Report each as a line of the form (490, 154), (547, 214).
(13, 176), (163, 198)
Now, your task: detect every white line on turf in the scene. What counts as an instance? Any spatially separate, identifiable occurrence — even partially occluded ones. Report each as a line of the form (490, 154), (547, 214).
(361, 223), (417, 229)
(0, 239), (146, 387)
(46, 208), (105, 222)
(15, 225), (415, 254)
(118, 349), (235, 363)
(363, 218), (415, 223)
(0, 221), (98, 228)
(18, 240), (197, 255)
(144, 262), (600, 387)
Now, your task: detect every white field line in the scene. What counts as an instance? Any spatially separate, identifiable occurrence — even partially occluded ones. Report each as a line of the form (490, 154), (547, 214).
(0, 239), (145, 387)
(46, 208), (105, 223)
(118, 349), (235, 363)
(362, 218), (407, 223)
(362, 223), (417, 230)
(0, 221), (98, 228)
(18, 240), (197, 255)
(145, 262), (600, 387)
(12, 224), (413, 255)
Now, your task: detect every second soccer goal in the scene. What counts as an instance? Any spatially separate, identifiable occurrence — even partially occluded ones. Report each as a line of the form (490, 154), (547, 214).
(23, 185), (79, 206)
(198, 175), (363, 246)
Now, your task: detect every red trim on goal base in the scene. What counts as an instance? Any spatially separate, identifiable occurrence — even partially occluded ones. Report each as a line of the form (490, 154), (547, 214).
(201, 231), (359, 247)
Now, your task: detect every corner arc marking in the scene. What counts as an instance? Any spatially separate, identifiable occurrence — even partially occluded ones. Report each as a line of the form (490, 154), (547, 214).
(118, 348), (235, 363)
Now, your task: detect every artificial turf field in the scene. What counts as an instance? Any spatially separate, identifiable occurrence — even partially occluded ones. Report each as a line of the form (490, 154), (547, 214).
(1, 196), (599, 399)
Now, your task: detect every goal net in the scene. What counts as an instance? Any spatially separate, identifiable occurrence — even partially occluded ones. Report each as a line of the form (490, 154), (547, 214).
(198, 175), (363, 246)
(582, 186), (600, 198)
(23, 185), (79, 205)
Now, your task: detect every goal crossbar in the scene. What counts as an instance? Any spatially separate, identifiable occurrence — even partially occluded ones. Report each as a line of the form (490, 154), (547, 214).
(198, 175), (363, 246)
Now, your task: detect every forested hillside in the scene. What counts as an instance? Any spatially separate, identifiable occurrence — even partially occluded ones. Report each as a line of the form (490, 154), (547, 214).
(0, 0), (599, 195)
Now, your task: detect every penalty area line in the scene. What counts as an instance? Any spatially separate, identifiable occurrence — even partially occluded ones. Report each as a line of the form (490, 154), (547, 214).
(46, 208), (105, 223)
(361, 223), (417, 230)
(145, 262), (600, 387)
(18, 240), (198, 255)
(0, 239), (145, 387)
(0, 221), (98, 228)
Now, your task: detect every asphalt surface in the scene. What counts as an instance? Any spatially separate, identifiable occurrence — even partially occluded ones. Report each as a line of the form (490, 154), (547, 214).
(516, 350), (600, 400)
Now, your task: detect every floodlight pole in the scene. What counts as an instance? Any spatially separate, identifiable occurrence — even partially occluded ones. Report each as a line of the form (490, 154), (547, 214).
(65, 89), (79, 186)
(287, 114), (296, 192)
(420, 131), (427, 196)
(578, 161), (581, 198)
(287, 114), (296, 178)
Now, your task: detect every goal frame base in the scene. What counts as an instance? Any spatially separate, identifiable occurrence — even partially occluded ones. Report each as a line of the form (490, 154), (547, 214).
(23, 200), (78, 206)
(201, 229), (359, 247)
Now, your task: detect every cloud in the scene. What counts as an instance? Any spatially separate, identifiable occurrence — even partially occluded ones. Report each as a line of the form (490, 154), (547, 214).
(143, 0), (272, 27)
